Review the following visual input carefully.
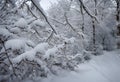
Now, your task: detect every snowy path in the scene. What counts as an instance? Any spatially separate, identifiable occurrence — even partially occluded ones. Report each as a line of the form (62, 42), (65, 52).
(41, 50), (120, 82)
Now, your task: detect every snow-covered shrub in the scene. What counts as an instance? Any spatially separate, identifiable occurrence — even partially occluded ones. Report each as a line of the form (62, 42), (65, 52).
(9, 40), (85, 79)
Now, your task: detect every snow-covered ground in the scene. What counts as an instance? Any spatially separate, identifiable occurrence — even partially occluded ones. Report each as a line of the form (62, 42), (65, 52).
(38, 50), (120, 82)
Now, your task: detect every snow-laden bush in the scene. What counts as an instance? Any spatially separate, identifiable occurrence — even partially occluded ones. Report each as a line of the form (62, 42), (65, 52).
(7, 37), (86, 80)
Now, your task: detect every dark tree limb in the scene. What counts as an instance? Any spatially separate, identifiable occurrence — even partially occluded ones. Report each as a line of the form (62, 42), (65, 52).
(49, 17), (66, 26)
(78, 0), (98, 23)
(25, 3), (38, 19)
(30, 0), (57, 34)
(64, 13), (84, 38)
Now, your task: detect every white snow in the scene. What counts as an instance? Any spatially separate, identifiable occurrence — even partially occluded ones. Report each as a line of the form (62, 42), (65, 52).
(12, 48), (46, 65)
(12, 42), (49, 63)
(15, 18), (27, 28)
(25, 40), (35, 48)
(0, 28), (11, 37)
(5, 38), (35, 51)
(34, 42), (49, 54)
(44, 46), (58, 59)
(10, 27), (21, 34)
(39, 50), (120, 82)
(33, 19), (46, 27)
(5, 39), (26, 50)
(64, 37), (76, 43)
(44, 44), (65, 59)
(12, 50), (36, 63)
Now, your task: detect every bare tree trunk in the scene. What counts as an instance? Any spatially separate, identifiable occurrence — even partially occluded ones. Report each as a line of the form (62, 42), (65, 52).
(116, 0), (120, 23)
(116, 0), (120, 35)
(80, 1), (85, 32)
(92, 19), (96, 55)
(115, 0), (120, 35)
(115, 0), (120, 48)
(92, 0), (98, 55)
(94, 0), (97, 16)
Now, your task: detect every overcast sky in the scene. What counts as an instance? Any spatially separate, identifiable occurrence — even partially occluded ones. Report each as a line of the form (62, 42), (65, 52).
(40, 0), (58, 10)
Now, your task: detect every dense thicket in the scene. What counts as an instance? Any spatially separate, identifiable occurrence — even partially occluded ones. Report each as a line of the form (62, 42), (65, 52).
(0, 0), (120, 81)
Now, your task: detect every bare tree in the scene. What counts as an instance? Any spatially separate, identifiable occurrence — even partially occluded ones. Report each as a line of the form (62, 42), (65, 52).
(114, 0), (120, 48)
(80, 1), (85, 32)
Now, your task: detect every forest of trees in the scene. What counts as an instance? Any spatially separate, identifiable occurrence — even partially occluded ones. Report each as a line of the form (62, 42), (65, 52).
(0, 0), (120, 82)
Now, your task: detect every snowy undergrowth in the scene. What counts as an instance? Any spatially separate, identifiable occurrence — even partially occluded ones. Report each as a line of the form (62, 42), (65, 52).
(1, 0), (119, 81)
(0, 16), (89, 81)
(31, 50), (120, 82)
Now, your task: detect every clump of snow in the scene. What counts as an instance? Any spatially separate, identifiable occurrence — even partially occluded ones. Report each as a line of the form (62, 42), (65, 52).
(12, 50), (36, 63)
(25, 40), (35, 48)
(44, 46), (58, 59)
(5, 38), (35, 51)
(12, 42), (49, 63)
(15, 18), (27, 28)
(33, 19), (46, 27)
(0, 28), (11, 37)
(73, 53), (83, 59)
(10, 27), (21, 34)
(64, 37), (76, 43)
(45, 27), (52, 32)
(26, 17), (36, 24)
(34, 43), (49, 54)
(5, 39), (26, 50)
(44, 44), (65, 59)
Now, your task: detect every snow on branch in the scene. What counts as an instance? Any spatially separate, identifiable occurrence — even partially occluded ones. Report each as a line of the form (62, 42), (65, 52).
(30, 0), (57, 34)
(78, 0), (98, 22)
